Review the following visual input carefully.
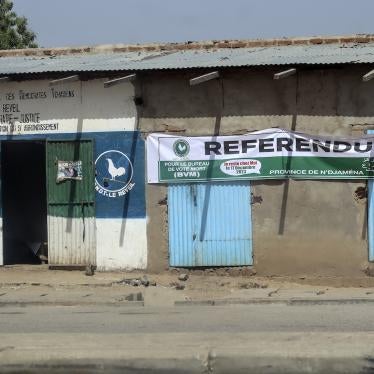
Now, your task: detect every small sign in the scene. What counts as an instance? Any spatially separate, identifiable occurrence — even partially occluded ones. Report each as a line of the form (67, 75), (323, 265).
(56, 160), (83, 182)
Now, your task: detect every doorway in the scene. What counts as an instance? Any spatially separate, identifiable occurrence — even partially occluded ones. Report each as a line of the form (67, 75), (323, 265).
(1, 141), (48, 264)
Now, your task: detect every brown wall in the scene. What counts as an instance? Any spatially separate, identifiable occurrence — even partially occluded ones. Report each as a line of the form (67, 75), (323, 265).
(138, 66), (373, 276)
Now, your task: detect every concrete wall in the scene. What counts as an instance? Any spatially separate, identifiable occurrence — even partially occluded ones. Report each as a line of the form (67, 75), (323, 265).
(139, 66), (374, 276)
(0, 79), (147, 270)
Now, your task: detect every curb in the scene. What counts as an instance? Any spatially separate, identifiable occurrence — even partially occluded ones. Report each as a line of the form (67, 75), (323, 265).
(0, 282), (116, 288)
(0, 355), (371, 374)
(175, 298), (374, 306)
(0, 298), (373, 308)
(0, 301), (144, 307)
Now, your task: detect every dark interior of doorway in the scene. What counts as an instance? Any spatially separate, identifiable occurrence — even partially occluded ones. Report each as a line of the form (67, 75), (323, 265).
(1, 141), (48, 264)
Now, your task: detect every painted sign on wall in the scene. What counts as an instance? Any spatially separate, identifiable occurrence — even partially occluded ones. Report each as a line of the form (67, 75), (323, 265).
(147, 128), (374, 182)
(93, 131), (145, 219)
(0, 79), (135, 136)
(95, 150), (134, 198)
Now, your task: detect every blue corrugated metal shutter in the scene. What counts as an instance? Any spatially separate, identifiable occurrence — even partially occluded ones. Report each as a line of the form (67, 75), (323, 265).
(168, 182), (253, 266)
(368, 130), (374, 261)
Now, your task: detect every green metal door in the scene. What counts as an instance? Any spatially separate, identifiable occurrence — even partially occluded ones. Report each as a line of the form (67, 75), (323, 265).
(46, 140), (96, 266)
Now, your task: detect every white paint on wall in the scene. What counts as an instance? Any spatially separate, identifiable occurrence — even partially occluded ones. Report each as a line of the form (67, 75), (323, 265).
(81, 78), (136, 132)
(96, 218), (147, 270)
(0, 78), (136, 135)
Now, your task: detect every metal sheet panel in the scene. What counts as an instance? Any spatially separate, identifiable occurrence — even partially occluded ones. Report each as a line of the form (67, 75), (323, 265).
(46, 140), (96, 266)
(168, 182), (252, 267)
(0, 43), (374, 75)
(46, 140), (95, 205)
(168, 184), (195, 266)
(367, 129), (374, 261)
(48, 215), (96, 265)
(0, 141), (3, 266)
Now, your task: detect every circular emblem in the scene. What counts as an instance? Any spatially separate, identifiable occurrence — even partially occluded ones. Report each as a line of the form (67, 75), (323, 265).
(173, 139), (190, 157)
(95, 150), (134, 198)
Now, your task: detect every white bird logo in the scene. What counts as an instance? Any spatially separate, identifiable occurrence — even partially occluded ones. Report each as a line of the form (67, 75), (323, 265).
(177, 143), (186, 152)
(107, 158), (126, 180)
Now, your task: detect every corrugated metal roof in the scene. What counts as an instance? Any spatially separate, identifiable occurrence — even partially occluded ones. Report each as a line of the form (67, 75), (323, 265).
(0, 43), (374, 75)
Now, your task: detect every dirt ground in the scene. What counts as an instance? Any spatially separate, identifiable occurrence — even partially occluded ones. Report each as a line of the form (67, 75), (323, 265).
(2, 265), (374, 304)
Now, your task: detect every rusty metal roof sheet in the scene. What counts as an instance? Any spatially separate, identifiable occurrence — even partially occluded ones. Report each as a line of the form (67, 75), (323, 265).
(0, 43), (373, 75)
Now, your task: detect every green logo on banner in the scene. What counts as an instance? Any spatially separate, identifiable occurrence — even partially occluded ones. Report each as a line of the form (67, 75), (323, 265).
(173, 139), (190, 157)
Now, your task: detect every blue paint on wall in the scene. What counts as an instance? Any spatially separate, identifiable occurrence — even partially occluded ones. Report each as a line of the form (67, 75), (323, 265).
(93, 131), (145, 219)
(0, 131), (145, 219)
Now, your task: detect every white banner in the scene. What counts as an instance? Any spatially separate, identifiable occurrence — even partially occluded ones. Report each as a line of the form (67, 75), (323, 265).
(147, 128), (374, 183)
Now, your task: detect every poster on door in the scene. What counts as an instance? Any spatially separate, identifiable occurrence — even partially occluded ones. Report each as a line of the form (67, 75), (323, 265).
(56, 160), (83, 182)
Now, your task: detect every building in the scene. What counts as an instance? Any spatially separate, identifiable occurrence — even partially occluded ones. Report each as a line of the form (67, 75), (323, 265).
(0, 35), (374, 276)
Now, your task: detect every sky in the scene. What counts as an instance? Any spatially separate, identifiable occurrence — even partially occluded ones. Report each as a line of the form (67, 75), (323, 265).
(12, 0), (374, 48)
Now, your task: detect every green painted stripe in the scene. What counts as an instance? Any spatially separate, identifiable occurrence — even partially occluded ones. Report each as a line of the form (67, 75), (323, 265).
(159, 156), (373, 182)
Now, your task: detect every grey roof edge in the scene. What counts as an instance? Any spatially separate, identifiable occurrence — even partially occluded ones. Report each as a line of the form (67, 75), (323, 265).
(1, 36), (374, 75)
(2, 34), (374, 58)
